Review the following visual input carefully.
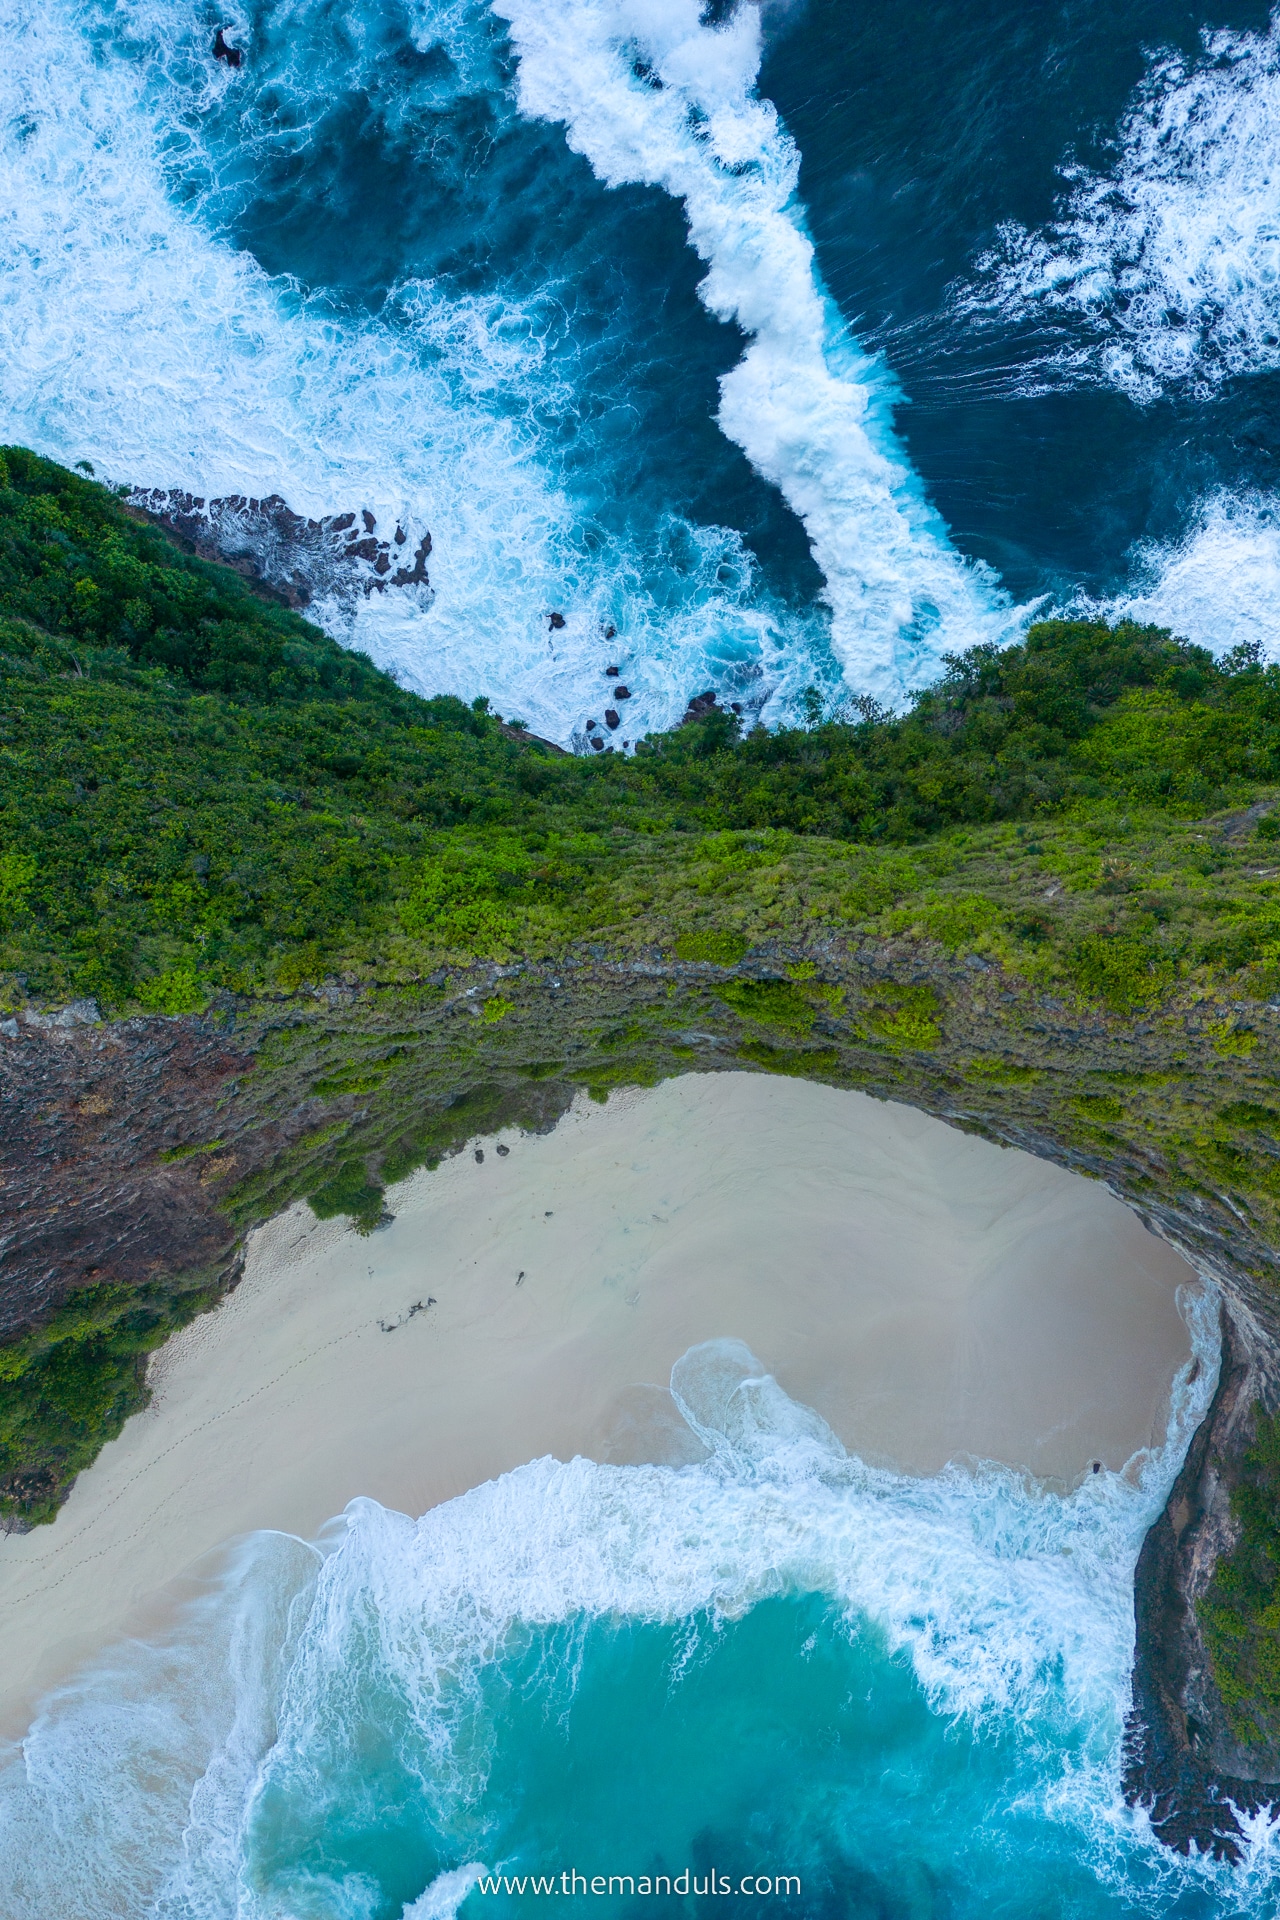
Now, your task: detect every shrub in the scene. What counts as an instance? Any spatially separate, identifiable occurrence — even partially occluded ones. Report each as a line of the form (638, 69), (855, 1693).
(675, 929), (749, 965)
(717, 978), (815, 1035)
(135, 964), (205, 1015)
(862, 983), (942, 1049)
(886, 891), (1002, 953)
(1066, 933), (1175, 1011)
(737, 1040), (840, 1076)
(308, 1160), (386, 1234)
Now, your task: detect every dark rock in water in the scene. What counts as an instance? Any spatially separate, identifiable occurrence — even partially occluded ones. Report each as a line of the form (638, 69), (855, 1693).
(548, 611), (566, 630)
(129, 489), (433, 611)
(1124, 1304), (1280, 1861)
(585, 719), (597, 732)
(681, 689), (719, 726)
(391, 533), (431, 589)
(394, 525), (407, 545)
(614, 685), (630, 700)
(731, 702), (742, 714)
(590, 735), (605, 751)
(603, 624), (616, 639)
(361, 509), (376, 533)
(604, 709), (620, 729)
(213, 27), (243, 67)
(605, 665), (619, 677)
(474, 1148), (484, 1163)
(496, 1143), (509, 1156)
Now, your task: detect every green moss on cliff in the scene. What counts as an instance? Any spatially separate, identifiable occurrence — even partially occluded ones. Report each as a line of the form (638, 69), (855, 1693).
(0, 1275), (223, 1525)
(1200, 1412), (1280, 1750)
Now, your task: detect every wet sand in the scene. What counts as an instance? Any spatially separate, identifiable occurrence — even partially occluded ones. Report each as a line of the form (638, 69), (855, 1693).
(0, 1073), (1197, 1736)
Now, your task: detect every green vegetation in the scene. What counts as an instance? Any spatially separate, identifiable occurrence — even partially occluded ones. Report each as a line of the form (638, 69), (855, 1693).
(0, 1276), (223, 1523)
(7, 445), (1280, 1016)
(1200, 1412), (1280, 1751)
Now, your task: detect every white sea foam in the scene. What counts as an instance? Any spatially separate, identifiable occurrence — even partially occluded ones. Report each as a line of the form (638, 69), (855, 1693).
(492, 0), (1019, 705)
(0, 0), (834, 740)
(964, 14), (1280, 402)
(1101, 490), (1280, 660)
(403, 1863), (492, 1919)
(0, 1295), (1241, 1919)
(0, 0), (1013, 731)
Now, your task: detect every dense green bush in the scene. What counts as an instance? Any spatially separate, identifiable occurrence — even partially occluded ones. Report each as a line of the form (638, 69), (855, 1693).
(0, 1278), (221, 1523)
(6, 446), (1280, 1012)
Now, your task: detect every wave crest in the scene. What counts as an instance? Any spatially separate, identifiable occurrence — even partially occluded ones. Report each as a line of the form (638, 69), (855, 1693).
(960, 17), (1280, 402)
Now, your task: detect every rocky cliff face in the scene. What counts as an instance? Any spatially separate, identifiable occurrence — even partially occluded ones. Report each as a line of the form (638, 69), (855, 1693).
(5, 940), (1280, 1844)
(1124, 1301), (1280, 1859)
(0, 1005), (252, 1341)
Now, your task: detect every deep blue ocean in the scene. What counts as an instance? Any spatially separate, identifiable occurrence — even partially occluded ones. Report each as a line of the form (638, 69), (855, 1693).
(9, 0), (1280, 736)
(6, 3), (1280, 1913)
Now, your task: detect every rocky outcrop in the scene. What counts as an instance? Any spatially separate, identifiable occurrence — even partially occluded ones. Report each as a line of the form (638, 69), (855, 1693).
(1124, 1302), (1280, 1859)
(0, 1009), (257, 1340)
(128, 490), (433, 613)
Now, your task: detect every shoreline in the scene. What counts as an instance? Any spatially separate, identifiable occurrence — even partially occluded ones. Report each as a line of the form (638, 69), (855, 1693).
(0, 1073), (1195, 1740)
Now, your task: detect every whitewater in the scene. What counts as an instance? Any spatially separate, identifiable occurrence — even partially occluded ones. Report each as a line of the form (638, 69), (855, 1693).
(0, 0), (1027, 736)
(9, 1300), (1280, 1920)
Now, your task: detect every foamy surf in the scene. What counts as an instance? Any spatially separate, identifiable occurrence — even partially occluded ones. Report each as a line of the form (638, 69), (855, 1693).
(494, 0), (1018, 706)
(1108, 490), (1280, 661)
(960, 14), (1280, 404)
(0, 0), (836, 740)
(1, 1302), (1254, 1920)
(0, 0), (1014, 730)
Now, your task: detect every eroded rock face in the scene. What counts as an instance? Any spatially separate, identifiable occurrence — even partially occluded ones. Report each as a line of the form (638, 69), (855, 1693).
(128, 490), (432, 612)
(1124, 1303), (1280, 1859)
(0, 1014), (255, 1340)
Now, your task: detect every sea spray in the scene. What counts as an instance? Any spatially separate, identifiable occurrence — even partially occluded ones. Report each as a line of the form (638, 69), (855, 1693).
(1108, 490), (1280, 660)
(3, 1297), (1266, 1919)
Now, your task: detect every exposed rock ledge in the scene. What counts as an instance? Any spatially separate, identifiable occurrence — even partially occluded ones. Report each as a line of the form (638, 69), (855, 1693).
(1125, 1296), (1280, 1859)
(128, 489), (432, 613)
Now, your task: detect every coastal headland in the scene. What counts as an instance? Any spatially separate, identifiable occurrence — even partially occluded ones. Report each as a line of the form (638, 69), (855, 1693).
(4, 448), (1280, 1854)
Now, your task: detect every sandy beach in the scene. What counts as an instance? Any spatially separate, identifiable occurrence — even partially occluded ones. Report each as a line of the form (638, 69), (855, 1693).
(0, 1073), (1197, 1737)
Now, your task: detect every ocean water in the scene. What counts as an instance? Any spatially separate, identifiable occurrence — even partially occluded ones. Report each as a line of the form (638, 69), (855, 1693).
(5, 1310), (1280, 1919)
(10, 0), (1280, 735)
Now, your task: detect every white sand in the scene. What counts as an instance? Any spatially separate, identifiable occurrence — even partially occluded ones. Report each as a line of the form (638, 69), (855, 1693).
(0, 1073), (1196, 1737)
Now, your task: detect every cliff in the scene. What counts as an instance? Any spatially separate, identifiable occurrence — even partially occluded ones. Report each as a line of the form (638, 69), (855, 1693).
(5, 446), (1280, 1843)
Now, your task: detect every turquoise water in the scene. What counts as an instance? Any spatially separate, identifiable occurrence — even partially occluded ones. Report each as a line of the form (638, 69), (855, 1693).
(5, 1325), (1280, 1917)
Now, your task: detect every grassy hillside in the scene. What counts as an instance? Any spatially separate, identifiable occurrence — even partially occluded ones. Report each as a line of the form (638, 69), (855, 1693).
(5, 446), (1280, 1021)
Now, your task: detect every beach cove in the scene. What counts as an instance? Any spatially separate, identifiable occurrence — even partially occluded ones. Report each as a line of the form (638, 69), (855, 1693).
(0, 1073), (1198, 1745)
